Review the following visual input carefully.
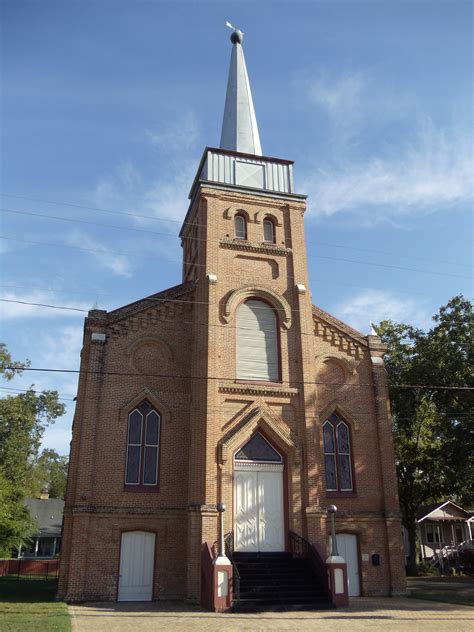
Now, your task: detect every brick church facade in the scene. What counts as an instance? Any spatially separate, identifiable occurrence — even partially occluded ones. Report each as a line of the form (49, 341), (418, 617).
(58, 29), (406, 605)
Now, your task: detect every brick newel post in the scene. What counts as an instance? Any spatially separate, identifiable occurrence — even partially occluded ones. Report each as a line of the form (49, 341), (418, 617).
(212, 503), (233, 612)
(326, 505), (349, 607)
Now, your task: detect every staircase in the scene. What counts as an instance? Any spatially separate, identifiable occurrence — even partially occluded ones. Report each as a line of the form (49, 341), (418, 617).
(231, 551), (333, 612)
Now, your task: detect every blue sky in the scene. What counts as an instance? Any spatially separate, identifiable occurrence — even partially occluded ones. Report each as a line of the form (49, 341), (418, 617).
(1, 0), (472, 455)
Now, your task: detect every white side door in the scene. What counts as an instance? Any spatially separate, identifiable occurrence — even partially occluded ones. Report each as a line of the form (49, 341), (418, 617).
(334, 533), (360, 597)
(118, 531), (155, 601)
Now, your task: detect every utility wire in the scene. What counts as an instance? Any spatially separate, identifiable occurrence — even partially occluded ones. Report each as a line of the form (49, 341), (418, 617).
(1, 207), (471, 279)
(0, 192), (469, 268)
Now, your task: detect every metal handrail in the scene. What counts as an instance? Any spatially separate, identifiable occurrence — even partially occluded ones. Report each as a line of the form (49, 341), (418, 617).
(289, 530), (329, 597)
(224, 531), (240, 598)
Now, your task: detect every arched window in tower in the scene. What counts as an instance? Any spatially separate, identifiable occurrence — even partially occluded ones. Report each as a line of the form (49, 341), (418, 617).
(323, 413), (353, 492)
(125, 400), (161, 488)
(236, 299), (279, 381)
(263, 218), (275, 243)
(234, 213), (247, 240)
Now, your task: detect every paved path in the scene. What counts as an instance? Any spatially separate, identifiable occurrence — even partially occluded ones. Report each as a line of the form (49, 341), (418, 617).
(70, 597), (474, 632)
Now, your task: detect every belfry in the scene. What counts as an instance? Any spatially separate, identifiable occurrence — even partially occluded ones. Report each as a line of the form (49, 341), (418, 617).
(58, 28), (406, 609)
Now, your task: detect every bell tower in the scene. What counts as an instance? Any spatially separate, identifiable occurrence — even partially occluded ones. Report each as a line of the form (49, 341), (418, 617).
(181, 28), (318, 600)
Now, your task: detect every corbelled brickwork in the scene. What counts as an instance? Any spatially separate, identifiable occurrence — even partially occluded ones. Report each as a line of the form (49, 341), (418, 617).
(58, 181), (405, 604)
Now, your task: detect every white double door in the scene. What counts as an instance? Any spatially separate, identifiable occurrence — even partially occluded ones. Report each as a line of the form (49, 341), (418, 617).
(234, 463), (284, 552)
(118, 531), (155, 601)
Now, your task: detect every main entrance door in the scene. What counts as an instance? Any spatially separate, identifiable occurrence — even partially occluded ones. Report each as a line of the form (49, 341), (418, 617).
(234, 433), (285, 552)
(118, 531), (155, 601)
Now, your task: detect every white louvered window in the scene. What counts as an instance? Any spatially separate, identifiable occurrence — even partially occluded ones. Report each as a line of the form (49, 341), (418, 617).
(236, 299), (279, 381)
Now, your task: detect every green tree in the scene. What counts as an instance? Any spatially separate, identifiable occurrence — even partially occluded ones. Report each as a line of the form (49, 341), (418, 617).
(377, 296), (474, 575)
(29, 449), (69, 499)
(0, 344), (65, 555)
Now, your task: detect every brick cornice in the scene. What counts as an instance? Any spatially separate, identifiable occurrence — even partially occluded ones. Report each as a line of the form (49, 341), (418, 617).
(218, 381), (299, 397)
(219, 238), (291, 257)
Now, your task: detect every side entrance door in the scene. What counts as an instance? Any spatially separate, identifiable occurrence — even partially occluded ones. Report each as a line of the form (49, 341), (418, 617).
(234, 463), (284, 552)
(118, 531), (155, 601)
(332, 533), (360, 597)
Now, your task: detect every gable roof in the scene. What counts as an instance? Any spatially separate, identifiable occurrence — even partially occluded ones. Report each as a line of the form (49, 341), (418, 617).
(24, 498), (65, 537)
(312, 304), (368, 347)
(106, 281), (196, 324)
(417, 500), (471, 522)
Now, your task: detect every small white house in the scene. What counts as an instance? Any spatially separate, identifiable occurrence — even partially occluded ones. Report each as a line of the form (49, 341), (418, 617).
(416, 500), (472, 560)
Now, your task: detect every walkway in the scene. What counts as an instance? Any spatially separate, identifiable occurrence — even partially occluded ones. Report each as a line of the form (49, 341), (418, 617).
(70, 597), (474, 632)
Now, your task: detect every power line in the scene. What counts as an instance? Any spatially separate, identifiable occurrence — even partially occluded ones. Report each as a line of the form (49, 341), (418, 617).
(0, 235), (441, 296)
(0, 386), (75, 402)
(1, 192), (470, 268)
(1, 207), (471, 279)
(0, 385), (471, 421)
(0, 299), (88, 313)
(4, 365), (473, 390)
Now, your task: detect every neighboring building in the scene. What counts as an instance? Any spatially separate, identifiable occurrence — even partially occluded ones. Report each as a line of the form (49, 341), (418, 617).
(21, 493), (64, 558)
(416, 500), (473, 560)
(58, 30), (406, 605)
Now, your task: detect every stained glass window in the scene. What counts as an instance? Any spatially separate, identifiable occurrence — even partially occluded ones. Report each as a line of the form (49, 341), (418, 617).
(125, 402), (161, 488)
(235, 432), (282, 462)
(323, 414), (353, 492)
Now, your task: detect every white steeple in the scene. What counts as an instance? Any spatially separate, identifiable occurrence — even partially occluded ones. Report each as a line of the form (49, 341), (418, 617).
(220, 27), (262, 156)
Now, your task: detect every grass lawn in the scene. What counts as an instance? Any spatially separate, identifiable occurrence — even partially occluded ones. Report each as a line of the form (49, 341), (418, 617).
(0, 580), (71, 632)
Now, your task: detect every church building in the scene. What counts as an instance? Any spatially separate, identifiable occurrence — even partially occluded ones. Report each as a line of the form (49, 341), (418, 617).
(58, 29), (406, 608)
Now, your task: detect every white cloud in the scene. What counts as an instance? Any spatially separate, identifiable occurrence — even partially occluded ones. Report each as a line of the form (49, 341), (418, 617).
(146, 110), (199, 152)
(334, 289), (431, 333)
(308, 71), (366, 121)
(66, 229), (134, 277)
(0, 290), (91, 319)
(92, 111), (201, 227)
(303, 118), (473, 219)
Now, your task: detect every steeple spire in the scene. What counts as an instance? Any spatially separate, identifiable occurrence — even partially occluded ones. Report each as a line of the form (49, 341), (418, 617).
(220, 27), (262, 156)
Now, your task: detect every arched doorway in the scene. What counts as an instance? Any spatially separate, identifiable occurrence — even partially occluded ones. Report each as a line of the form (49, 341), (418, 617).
(233, 432), (285, 552)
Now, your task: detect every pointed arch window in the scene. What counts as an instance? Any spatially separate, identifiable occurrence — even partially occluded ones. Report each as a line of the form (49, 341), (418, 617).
(234, 213), (247, 240)
(236, 299), (279, 382)
(263, 218), (275, 243)
(125, 400), (161, 489)
(323, 413), (353, 492)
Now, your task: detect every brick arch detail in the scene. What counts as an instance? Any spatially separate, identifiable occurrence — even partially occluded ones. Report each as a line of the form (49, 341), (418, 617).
(222, 285), (292, 329)
(119, 387), (172, 425)
(224, 206), (253, 222)
(254, 210), (282, 227)
(315, 354), (355, 380)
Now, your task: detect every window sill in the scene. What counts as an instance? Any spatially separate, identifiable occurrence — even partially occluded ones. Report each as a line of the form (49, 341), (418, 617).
(123, 485), (160, 493)
(235, 379), (282, 386)
(325, 491), (357, 498)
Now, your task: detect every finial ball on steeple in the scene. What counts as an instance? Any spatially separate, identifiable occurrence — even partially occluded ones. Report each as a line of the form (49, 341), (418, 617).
(230, 29), (243, 44)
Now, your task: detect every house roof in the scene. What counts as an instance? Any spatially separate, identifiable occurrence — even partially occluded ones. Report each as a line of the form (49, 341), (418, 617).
(24, 498), (64, 537)
(417, 500), (470, 522)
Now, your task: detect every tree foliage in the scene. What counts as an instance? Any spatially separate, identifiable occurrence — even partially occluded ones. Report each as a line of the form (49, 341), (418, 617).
(29, 449), (69, 499)
(377, 295), (474, 574)
(0, 344), (66, 555)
